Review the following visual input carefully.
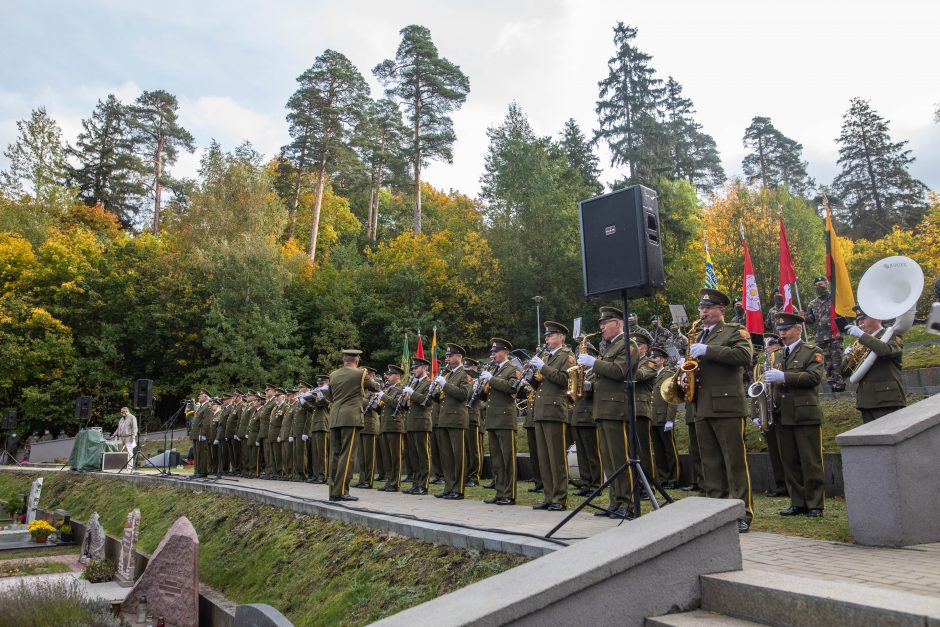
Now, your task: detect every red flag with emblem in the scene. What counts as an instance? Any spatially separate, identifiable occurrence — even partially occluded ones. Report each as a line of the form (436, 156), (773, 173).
(741, 224), (765, 335)
(779, 218), (797, 313)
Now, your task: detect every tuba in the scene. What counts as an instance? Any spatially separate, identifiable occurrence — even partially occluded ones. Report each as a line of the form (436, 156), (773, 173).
(847, 256), (923, 383)
(661, 318), (701, 405)
(567, 332), (600, 402)
(748, 339), (776, 431)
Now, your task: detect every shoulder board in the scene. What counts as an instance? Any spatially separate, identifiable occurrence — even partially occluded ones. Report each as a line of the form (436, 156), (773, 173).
(466, 374), (473, 383)
(739, 329), (749, 339)
(815, 353), (824, 363)
(646, 360), (656, 369)
(894, 337), (903, 346)
(567, 354), (575, 365)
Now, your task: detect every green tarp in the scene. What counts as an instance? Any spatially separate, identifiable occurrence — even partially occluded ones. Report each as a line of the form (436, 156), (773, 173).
(67, 428), (120, 471)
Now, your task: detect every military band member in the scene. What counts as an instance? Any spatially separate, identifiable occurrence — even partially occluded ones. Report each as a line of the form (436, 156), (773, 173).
(479, 338), (520, 505)
(303, 376), (331, 484)
(764, 312), (826, 517)
(256, 385), (277, 478)
(523, 401), (543, 494)
(429, 344), (471, 500)
(293, 384), (311, 481)
(843, 308), (906, 423)
(284, 388), (304, 480)
(246, 392), (263, 476)
(572, 340), (602, 496)
(189, 390), (212, 478)
(804, 276), (846, 392)
(689, 288), (754, 532)
(463, 358), (484, 487)
(235, 391), (253, 476)
(403, 357), (433, 495)
(211, 396), (230, 476)
(630, 329), (658, 490)
(208, 398), (224, 475)
(377, 365), (406, 491)
(328, 349), (381, 501)
(650, 347), (679, 488)
(225, 391), (243, 474)
(528, 322), (574, 511)
(270, 388), (288, 478)
(756, 336), (788, 497)
(680, 400), (703, 492)
(577, 307), (637, 518)
(356, 368), (382, 489)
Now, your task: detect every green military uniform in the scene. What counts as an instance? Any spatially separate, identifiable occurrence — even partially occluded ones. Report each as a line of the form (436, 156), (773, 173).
(328, 353), (381, 500)
(772, 318), (826, 514)
(691, 289), (754, 527)
(405, 363), (434, 494)
(290, 397), (306, 480)
(305, 381), (330, 483)
(523, 404), (542, 491)
(246, 401), (262, 476)
(357, 389), (381, 488)
(532, 324), (574, 509)
(225, 397), (241, 474)
(269, 396), (287, 478)
(210, 403), (226, 475)
(682, 401), (703, 490)
(190, 398), (213, 477)
(651, 365), (679, 486)
(278, 398), (296, 479)
(482, 340), (520, 504)
(572, 352), (602, 495)
(631, 330), (658, 486)
(436, 346), (472, 498)
(378, 368), (406, 491)
(842, 326), (905, 423)
(429, 386), (444, 484)
(256, 393), (276, 477)
(757, 346), (789, 496)
(464, 359), (486, 487)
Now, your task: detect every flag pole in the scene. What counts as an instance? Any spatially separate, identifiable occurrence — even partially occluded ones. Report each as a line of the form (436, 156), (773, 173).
(777, 205), (807, 341)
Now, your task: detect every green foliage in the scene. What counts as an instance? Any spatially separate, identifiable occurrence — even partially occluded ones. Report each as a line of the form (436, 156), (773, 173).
(742, 116), (814, 196)
(0, 107), (73, 208)
(80, 558), (116, 583)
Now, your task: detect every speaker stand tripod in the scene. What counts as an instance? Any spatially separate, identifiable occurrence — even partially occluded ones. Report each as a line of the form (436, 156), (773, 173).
(546, 289), (674, 538)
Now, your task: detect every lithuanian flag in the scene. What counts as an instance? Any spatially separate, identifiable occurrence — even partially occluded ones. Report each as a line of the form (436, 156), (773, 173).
(824, 198), (856, 333)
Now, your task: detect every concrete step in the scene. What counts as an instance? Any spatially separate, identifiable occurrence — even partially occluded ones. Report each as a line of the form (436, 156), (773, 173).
(646, 609), (767, 626)
(701, 569), (940, 626)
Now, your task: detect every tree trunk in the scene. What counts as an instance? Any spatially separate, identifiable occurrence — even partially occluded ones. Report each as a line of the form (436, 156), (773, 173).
(287, 143), (307, 240)
(860, 126), (884, 218)
(308, 164), (327, 263)
(758, 136), (768, 189)
(413, 84), (422, 236)
(372, 164), (384, 243)
(366, 167), (376, 240)
(152, 136), (164, 235)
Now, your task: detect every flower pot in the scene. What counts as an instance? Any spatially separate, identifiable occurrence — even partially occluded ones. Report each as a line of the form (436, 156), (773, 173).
(34, 535), (48, 543)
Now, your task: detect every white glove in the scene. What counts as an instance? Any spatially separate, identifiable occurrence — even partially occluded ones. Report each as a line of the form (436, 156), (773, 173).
(376, 391), (385, 398)
(583, 380), (592, 392)
(577, 354), (596, 368)
(753, 417), (761, 427)
(315, 390), (325, 401)
(480, 371), (493, 381)
(198, 435), (206, 442)
(276, 436), (281, 443)
(529, 355), (544, 369)
(690, 343), (707, 359)
(764, 368), (785, 383)
(301, 434), (308, 441)
(845, 324), (864, 338)
(288, 436), (294, 443)
(212, 439), (219, 445)
(664, 421), (674, 431)
(677, 357), (686, 366)
(255, 442), (260, 447)
(434, 375), (447, 387)
(844, 345), (853, 356)
(403, 386), (414, 395)
(234, 435), (240, 441)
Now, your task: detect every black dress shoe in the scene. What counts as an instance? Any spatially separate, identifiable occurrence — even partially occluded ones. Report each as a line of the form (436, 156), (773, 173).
(611, 507), (635, 519)
(443, 493), (464, 500)
(402, 487), (416, 494)
(527, 486), (544, 493)
(532, 502), (550, 510)
(766, 489), (788, 497)
(412, 488), (428, 495)
(738, 520), (749, 533)
(434, 492), (450, 499)
(483, 482), (496, 489)
(483, 497), (498, 504)
(805, 508), (824, 517)
(379, 486), (398, 492)
(465, 480), (478, 488)
(574, 488), (592, 496)
(680, 483), (699, 492)
(661, 482), (678, 489)
(779, 506), (808, 516)
(547, 503), (566, 511)
(339, 494), (358, 501)
(593, 510), (611, 517)
(430, 477), (445, 485)
(495, 498), (515, 505)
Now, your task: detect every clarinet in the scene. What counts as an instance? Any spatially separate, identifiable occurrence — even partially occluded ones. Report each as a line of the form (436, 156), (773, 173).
(420, 367), (451, 407)
(363, 381), (392, 416)
(391, 375), (418, 417)
(466, 360), (497, 408)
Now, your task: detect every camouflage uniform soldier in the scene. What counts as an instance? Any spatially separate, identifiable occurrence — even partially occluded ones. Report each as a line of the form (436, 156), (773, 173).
(731, 298), (746, 325)
(669, 323), (689, 357)
(804, 276), (846, 392)
(628, 312), (649, 339)
(648, 316), (672, 348)
(765, 289), (785, 332)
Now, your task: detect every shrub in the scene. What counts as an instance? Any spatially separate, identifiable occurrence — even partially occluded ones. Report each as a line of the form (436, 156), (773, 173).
(3, 491), (19, 515)
(81, 558), (116, 583)
(0, 578), (122, 627)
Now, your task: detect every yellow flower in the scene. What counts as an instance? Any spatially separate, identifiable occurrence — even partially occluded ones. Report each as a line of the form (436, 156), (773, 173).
(27, 519), (56, 535)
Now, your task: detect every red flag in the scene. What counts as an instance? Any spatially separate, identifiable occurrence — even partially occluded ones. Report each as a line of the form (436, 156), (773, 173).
(741, 232), (765, 334)
(416, 331), (425, 360)
(779, 218), (797, 313)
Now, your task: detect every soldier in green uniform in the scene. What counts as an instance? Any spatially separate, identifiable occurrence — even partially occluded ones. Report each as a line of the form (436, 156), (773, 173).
(804, 276), (846, 392)
(843, 309), (906, 423)
(650, 347), (679, 488)
(765, 312), (826, 517)
(377, 365), (406, 491)
(235, 391), (254, 476)
(212, 397), (230, 476)
(208, 398), (224, 476)
(731, 297), (746, 325)
(327, 349), (381, 501)
(293, 383), (313, 481)
(302, 376), (331, 484)
(225, 391), (242, 474)
(529, 322), (575, 511)
(689, 288), (754, 532)
(189, 390), (212, 478)
(246, 392), (262, 476)
(630, 329), (659, 490)
(270, 389), (288, 479)
(403, 357), (433, 495)
(282, 389), (301, 480)
(577, 307), (638, 518)
(479, 339), (521, 505)
(755, 336), (789, 497)
(256, 385), (277, 478)
(431, 344), (472, 500)
(571, 340), (602, 496)
(680, 400), (703, 492)
(463, 358), (484, 488)
(522, 402), (543, 493)
(355, 368), (382, 489)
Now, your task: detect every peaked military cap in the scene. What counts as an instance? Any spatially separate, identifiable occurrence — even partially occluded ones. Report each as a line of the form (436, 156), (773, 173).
(315, 374), (330, 382)
(342, 349), (363, 357)
(649, 315), (659, 321)
(598, 306), (623, 322)
(631, 328), (653, 345)
(412, 357), (431, 368)
(297, 380), (312, 389)
(489, 337), (513, 352)
(275, 387), (287, 395)
(264, 383), (277, 390)
(650, 346), (669, 359)
(466, 369), (481, 380)
(444, 343), (466, 356)
(543, 321), (569, 335)
(286, 388), (299, 394)
(197, 388), (210, 397)
(813, 275), (828, 284)
(775, 312), (805, 329)
(210, 398), (222, 406)
(699, 288), (730, 307)
(365, 366), (378, 374)
(246, 390), (259, 398)
(386, 364), (405, 376)
(464, 357), (480, 367)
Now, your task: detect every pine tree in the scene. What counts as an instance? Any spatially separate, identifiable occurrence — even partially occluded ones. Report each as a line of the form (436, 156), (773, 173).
(662, 77), (724, 192)
(741, 116), (813, 196)
(374, 24), (470, 235)
(832, 97), (928, 239)
(68, 95), (146, 228)
(0, 107), (70, 206)
(287, 50), (370, 262)
(355, 98), (410, 242)
(126, 90), (195, 234)
(555, 119), (603, 197)
(594, 23), (669, 183)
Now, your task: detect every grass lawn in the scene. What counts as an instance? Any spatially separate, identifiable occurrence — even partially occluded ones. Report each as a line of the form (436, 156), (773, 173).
(0, 560), (72, 578)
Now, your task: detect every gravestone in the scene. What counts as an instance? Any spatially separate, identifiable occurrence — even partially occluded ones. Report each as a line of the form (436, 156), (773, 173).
(79, 512), (106, 563)
(116, 508), (141, 586)
(25, 477), (42, 524)
(123, 516), (200, 627)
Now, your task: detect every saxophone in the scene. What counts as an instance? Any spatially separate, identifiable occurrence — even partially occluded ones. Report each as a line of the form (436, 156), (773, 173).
(660, 318), (701, 405)
(567, 332), (599, 402)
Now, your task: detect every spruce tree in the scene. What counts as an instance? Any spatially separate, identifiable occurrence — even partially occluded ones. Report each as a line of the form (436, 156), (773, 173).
(662, 77), (724, 192)
(68, 95), (145, 228)
(0, 107), (70, 206)
(374, 24), (470, 235)
(832, 97), (927, 239)
(741, 116), (813, 196)
(126, 90), (195, 234)
(555, 119), (603, 197)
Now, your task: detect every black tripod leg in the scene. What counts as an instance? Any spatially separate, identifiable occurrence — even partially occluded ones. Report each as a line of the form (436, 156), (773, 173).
(545, 458), (633, 538)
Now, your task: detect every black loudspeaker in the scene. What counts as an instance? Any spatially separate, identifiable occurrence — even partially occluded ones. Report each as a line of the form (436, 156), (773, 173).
(134, 379), (153, 409)
(1, 410), (16, 430)
(74, 396), (92, 422)
(579, 184), (665, 298)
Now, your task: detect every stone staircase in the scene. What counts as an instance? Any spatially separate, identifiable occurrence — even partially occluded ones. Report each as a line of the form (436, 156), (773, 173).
(647, 568), (940, 626)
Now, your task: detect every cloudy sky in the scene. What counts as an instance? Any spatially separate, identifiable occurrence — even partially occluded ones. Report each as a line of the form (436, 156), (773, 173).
(2, 0), (938, 198)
